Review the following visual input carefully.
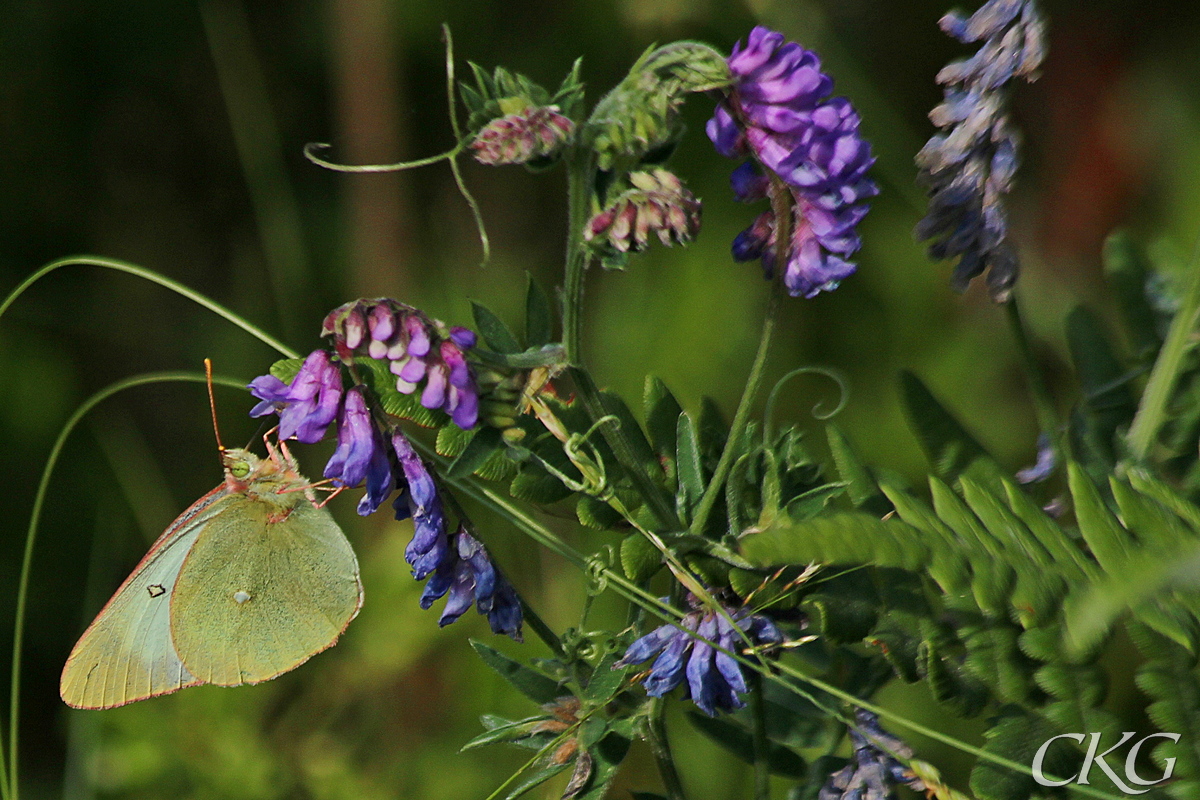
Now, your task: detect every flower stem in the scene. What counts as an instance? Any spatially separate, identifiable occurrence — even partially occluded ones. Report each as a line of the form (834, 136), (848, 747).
(749, 671), (771, 800)
(690, 276), (783, 537)
(1004, 295), (1061, 456)
(1127, 240), (1200, 461)
(647, 697), (688, 800)
(562, 148), (594, 366)
(570, 366), (679, 530)
(517, 597), (567, 661)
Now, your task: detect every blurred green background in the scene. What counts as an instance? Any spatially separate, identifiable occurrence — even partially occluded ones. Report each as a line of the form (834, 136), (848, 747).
(3, 0), (1200, 797)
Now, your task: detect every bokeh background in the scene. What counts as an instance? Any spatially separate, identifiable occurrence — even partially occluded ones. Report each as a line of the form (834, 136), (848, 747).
(2, 0), (1200, 797)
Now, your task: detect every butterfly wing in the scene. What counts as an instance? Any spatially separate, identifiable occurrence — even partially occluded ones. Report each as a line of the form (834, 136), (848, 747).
(170, 495), (361, 686)
(59, 485), (232, 709)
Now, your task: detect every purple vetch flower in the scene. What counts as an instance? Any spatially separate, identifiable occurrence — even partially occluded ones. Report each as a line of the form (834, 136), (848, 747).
(915, 0), (1045, 301)
(818, 710), (926, 800)
(614, 597), (783, 716)
(392, 431), (523, 640)
(707, 27), (876, 298)
(324, 299), (481, 429)
(471, 106), (575, 166)
(248, 349), (344, 443)
(323, 386), (395, 515)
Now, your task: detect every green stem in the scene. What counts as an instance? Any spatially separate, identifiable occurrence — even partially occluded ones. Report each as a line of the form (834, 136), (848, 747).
(517, 598), (567, 661)
(0, 256), (299, 360)
(647, 697), (688, 800)
(562, 149), (594, 365)
(12, 372), (246, 800)
(441, 457), (1127, 800)
(1003, 295), (1061, 455)
(749, 672), (770, 800)
(570, 367), (679, 530)
(689, 277), (783, 537)
(1127, 241), (1200, 461)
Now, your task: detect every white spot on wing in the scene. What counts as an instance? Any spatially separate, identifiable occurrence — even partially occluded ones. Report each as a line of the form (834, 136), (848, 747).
(233, 590), (251, 604)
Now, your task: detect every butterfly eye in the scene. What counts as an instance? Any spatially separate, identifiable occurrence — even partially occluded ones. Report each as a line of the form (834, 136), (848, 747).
(229, 460), (252, 479)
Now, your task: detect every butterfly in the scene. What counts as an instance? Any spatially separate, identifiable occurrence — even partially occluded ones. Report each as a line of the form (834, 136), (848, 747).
(60, 443), (362, 709)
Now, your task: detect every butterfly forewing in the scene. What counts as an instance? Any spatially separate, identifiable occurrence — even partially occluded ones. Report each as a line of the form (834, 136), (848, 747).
(170, 494), (362, 686)
(59, 487), (232, 709)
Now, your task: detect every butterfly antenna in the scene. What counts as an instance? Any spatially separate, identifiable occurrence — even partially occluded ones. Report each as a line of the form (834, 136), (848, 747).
(205, 358), (227, 461)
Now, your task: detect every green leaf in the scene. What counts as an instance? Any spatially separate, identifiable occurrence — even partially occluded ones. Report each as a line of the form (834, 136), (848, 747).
(741, 513), (929, 571)
(1125, 466), (1200, 533)
(1066, 461), (1130, 573)
(1067, 305), (1138, 465)
(969, 710), (1065, 800)
(1063, 541), (1200, 657)
(1103, 230), (1160, 358)
(577, 495), (624, 530)
(825, 425), (889, 514)
(803, 589), (877, 644)
(446, 426), (505, 479)
(574, 731), (632, 800)
(900, 370), (1001, 487)
(1001, 478), (1093, 579)
(675, 412), (704, 521)
(460, 716), (546, 751)
(600, 390), (660, 479)
(644, 375), (682, 461)
(1131, 623), (1200, 793)
(504, 763), (570, 800)
(471, 641), (566, 704)
(784, 483), (847, 522)
(524, 274), (553, 347)
(697, 396), (728, 470)
(472, 300), (522, 354)
(582, 651), (627, 704)
(268, 357), (304, 383)
(620, 533), (661, 582)
(685, 713), (807, 778)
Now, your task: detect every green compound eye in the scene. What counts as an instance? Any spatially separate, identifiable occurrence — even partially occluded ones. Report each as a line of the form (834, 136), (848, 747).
(229, 460), (251, 479)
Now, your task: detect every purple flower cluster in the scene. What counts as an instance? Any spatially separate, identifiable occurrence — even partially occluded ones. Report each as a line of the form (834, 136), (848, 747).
(323, 299), (480, 430)
(393, 433), (523, 639)
(471, 105), (575, 166)
(250, 352), (395, 515)
(584, 169), (701, 256)
(915, 0), (1045, 302)
(819, 710), (925, 800)
(248, 339), (523, 638)
(707, 27), (876, 298)
(614, 598), (782, 716)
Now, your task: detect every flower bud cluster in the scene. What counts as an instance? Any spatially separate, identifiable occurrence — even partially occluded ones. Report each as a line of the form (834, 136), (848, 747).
(915, 0), (1045, 302)
(323, 298), (480, 430)
(614, 596), (782, 716)
(587, 42), (731, 171)
(471, 105), (575, 166)
(584, 169), (701, 256)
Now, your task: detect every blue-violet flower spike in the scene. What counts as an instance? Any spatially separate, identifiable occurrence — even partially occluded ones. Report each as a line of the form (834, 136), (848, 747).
(915, 0), (1045, 302)
(615, 598), (783, 716)
(708, 27), (877, 299)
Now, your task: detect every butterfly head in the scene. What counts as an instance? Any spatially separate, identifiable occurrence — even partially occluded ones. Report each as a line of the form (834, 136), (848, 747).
(221, 448), (265, 484)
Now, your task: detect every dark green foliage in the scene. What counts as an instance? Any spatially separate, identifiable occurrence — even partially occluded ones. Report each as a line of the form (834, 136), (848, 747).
(969, 710), (1065, 800)
(1066, 306), (1138, 467)
(471, 641), (566, 704)
(900, 370), (1004, 488)
(1103, 230), (1161, 360)
(685, 713), (807, 778)
(1132, 624), (1200, 799)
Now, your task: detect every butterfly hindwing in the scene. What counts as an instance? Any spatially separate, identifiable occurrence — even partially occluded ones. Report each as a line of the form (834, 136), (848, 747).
(59, 487), (231, 709)
(170, 493), (362, 686)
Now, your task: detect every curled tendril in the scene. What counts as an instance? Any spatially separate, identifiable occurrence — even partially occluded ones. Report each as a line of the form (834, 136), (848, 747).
(561, 628), (618, 661)
(584, 549), (614, 596)
(762, 366), (850, 445)
(299, 25), (490, 266)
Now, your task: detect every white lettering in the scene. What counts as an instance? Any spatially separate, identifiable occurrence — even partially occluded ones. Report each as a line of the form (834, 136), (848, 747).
(1032, 733), (1084, 787)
